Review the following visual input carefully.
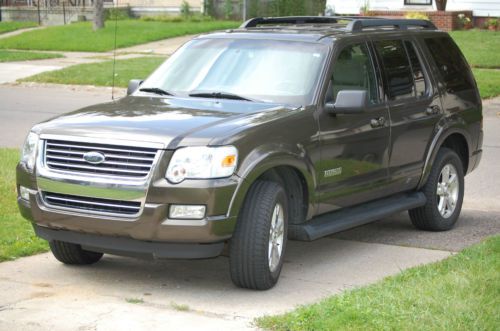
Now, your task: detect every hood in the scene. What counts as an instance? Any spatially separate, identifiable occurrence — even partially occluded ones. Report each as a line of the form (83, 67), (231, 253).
(33, 96), (296, 149)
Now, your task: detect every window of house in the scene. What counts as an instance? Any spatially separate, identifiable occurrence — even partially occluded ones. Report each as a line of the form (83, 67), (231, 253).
(404, 0), (432, 5)
(330, 43), (378, 104)
(374, 40), (414, 100)
(424, 37), (474, 93)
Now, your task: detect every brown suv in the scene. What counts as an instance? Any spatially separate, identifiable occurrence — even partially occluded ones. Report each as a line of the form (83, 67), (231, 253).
(17, 17), (483, 290)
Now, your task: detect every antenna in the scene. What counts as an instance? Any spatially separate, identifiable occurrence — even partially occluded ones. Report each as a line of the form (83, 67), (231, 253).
(111, 0), (119, 100)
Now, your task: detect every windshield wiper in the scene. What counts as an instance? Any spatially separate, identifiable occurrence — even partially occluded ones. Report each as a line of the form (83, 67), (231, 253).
(189, 91), (254, 102)
(139, 87), (175, 96)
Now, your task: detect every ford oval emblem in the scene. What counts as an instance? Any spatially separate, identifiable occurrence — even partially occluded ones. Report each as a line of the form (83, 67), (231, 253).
(83, 151), (106, 164)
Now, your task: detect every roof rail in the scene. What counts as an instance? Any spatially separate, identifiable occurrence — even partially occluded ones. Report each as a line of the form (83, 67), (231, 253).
(239, 16), (437, 32)
(346, 19), (437, 31)
(240, 16), (342, 28)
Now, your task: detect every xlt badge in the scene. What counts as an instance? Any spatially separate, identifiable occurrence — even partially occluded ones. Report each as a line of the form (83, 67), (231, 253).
(324, 167), (342, 178)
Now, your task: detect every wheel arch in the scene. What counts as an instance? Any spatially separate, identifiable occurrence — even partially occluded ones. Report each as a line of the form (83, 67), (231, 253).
(418, 126), (472, 189)
(228, 148), (316, 222)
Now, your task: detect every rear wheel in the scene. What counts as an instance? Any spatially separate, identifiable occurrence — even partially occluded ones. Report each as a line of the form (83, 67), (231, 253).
(409, 147), (464, 231)
(49, 240), (103, 265)
(229, 180), (288, 290)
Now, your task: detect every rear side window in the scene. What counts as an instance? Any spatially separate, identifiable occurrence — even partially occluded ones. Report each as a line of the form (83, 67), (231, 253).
(374, 40), (414, 100)
(424, 37), (474, 92)
(404, 41), (427, 98)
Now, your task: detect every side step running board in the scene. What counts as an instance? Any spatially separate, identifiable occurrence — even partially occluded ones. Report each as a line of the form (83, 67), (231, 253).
(289, 192), (426, 241)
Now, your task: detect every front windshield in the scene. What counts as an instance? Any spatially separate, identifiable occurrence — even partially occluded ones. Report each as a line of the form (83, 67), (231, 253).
(139, 38), (328, 105)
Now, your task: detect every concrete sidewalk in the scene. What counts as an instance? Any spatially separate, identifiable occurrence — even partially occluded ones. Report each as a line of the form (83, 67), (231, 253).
(0, 239), (450, 331)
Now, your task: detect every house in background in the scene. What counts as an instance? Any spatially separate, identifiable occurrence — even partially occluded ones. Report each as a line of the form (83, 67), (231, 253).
(119, 0), (201, 17)
(326, 0), (500, 30)
(0, 0), (203, 25)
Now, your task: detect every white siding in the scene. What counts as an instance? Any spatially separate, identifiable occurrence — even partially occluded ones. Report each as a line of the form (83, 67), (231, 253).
(326, 0), (500, 16)
(447, 0), (500, 17)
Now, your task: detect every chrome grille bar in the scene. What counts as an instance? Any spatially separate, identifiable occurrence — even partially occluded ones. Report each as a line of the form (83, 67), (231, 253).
(42, 191), (141, 216)
(44, 139), (158, 178)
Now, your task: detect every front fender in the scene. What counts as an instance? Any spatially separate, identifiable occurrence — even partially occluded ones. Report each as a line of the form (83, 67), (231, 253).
(227, 144), (317, 220)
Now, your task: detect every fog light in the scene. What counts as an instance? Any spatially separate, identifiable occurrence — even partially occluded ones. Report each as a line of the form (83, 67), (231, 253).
(19, 186), (30, 201)
(169, 205), (206, 220)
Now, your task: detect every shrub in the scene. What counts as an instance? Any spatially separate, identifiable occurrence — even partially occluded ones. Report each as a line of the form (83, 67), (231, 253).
(486, 18), (498, 28)
(405, 11), (430, 20)
(105, 6), (132, 21)
(224, 0), (233, 19)
(139, 14), (213, 23)
(180, 0), (192, 18)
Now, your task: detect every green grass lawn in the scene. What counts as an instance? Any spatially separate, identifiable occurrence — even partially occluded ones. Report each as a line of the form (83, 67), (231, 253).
(472, 68), (500, 99)
(257, 235), (500, 331)
(0, 21), (38, 35)
(451, 30), (500, 69)
(450, 30), (500, 99)
(0, 149), (48, 262)
(21, 56), (165, 87)
(0, 20), (239, 52)
(0, 50), (63, 63)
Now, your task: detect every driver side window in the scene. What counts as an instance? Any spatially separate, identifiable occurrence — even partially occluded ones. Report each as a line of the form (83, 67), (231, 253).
(328, 43), (378, 104)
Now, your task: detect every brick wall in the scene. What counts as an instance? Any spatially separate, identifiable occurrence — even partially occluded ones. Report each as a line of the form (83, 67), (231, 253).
(368, 10), (473, 31)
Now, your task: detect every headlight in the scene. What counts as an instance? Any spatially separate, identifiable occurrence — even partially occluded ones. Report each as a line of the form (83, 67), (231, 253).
(166, 146), (238, 183)
(21, 132), (39, 171)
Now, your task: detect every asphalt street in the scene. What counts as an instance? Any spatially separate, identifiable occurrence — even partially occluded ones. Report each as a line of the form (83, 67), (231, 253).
(0, 85), (498, 330)
(0, 85), (115, 148)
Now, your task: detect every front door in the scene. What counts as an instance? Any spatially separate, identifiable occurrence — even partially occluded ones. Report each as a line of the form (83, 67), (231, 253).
(316, 41), (391, 214)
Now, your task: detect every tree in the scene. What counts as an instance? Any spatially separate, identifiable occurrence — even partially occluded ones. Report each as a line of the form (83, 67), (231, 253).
(93, 0), (105, 31)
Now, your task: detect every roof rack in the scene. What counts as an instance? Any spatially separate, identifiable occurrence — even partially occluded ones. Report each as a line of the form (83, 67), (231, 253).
(346, 19), (437, 31)
(240, 16), (342, 28)
(239, 16), (437, 31)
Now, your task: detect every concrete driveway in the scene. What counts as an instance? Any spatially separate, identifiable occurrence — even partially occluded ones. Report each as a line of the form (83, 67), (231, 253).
(0, 86), (498, 330)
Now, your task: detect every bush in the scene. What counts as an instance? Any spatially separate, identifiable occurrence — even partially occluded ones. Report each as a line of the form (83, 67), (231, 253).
(139, 14), (213, 23)
(486, 18), (498, 28)
(405, 11), (430, 20)
(105, 6), (132, 21)
(181, 0), (192, 18)
(224, 0), (233, 19)
(240, 0), (326, 18)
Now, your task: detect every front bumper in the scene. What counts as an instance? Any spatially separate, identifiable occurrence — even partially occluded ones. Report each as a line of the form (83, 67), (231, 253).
(33, 224), (224, 259)
(17, 155), (240, 251)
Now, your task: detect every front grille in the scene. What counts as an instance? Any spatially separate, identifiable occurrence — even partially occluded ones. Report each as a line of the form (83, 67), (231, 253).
(44, 139), (158, 178)
(42, 191), (141, 216)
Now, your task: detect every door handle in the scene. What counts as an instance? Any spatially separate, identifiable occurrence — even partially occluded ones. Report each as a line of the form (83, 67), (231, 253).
(370, 116), (386, 128)
(426, 105), (441, 115)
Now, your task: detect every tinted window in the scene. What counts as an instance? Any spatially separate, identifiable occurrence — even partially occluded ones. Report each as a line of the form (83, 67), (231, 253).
(141, 38), (328, 105)
(375, 40), (414, 100)
(405, 41), (427, 98)
(330, 43), (378, 104)
(424, 37), (474, 92)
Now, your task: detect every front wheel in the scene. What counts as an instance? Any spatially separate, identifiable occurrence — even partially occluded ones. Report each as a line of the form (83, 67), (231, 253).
(409, 147), (465, 231)
(229, 180), (288, 290)
(49, 240), (103, 265)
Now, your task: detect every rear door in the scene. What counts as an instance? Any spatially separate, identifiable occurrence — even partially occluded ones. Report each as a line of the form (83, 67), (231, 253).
(371, 37), (442, 194)
(316, 39), (391, 213)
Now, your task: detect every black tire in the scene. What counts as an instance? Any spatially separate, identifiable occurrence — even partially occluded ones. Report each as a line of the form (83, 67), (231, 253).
(49, 240), (103, 265)
(229, 180), (288, 290)
(409, 147), (465, 231)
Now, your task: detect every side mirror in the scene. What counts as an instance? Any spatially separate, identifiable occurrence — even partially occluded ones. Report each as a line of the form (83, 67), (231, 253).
(127, 79), (143, 96)
(325, 90), (367, 114)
